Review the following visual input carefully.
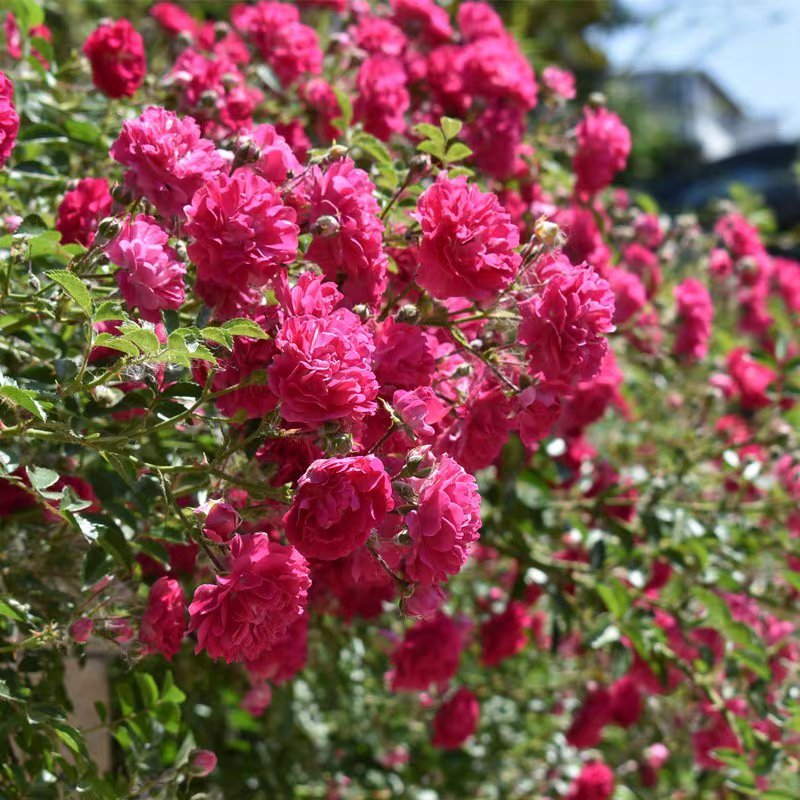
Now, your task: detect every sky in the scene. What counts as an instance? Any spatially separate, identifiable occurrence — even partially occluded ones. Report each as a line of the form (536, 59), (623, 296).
(589, 0), (800, 137)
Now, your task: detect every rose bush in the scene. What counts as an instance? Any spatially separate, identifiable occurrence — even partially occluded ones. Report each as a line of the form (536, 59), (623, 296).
(0, 1), (799, 798)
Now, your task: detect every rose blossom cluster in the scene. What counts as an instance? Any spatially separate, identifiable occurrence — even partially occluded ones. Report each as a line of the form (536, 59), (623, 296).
(1, 0), (792, 792)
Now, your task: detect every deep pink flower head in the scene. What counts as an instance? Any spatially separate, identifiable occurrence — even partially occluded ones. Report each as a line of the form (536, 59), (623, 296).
(673, 278), (713, 361)
(248, 123), (302, 184)
(414, 173), (521, 301)
(566, 761), (615, 800)
(373, 318), (435, 393)
(774, 256), (800, 314)
(609, 675), (642, 727)
(432, 688), (480, 750)
(566, 686), (612, 748)
(480, 601), (530, 666)
(622, 242), (661, 297)
(284, 455), (394, 561)
(354, 55), (409, 141)
(150, 3), (199, 38)
(393, 388), (448, 438)
(436, 376), (513, 472)
(350, 16), (407, 57)
(242, 682), (272, 717)
(185, 168), (298, 292)
(269, 22), (323, 86)
(139, 576), (185, 661)
(269, 309), (379, 428)
(246, 615), (308, 684)
(606, 266), (646, 325)
(188, 533), (310, 664)
(189, 750), (218, 777)
(168, 49), (261, 138)
(105, 215), (186, 323)
(193, 498), (241, 543)
(514, 386), (561, 452)
(457, 2), (505, 42)
(520, 253), (615, 389)
(573, 107), (631, 195)
(463, 36), (538, 109)
(307, 159), (388, 308)
(274, 271), (343, 318)
(70, 617), (93, 643)
(391, 0), (453, 44)
(0, 71), (18, 168)
(404, 454), (481, 585)
(232, 2), (321, 86)
(5, 14), (51, 66)
(542, 65), (576, 100)
(83, 19), (146, 99)
(300, 78), (342, 142)
(390, 613), (465, 691)
(715, 212), (765, 259)
(465, 102), (525, 181)
(727, 347), (776, 410)
(110, 107), (226, 218)
(56, 178), (113, 247)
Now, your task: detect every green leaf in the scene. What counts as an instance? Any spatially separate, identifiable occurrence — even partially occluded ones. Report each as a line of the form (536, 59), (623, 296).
(121, 327), (161, 354)
(26, 466), (58, 491)
(0, 385), (47, 420)
(93, 301), (125, 323)
(352, 132), (393, 166)
(445, 142), (473, 163)
(46, 270), (93, 316)
(222, 318), (269, 339)
(440, 117), (463, 140)
(93, 333), (137, 357)
(160, 672), (186, 705)
(201, 326), (234, 349)
(135, 673), (159, 708)
(596, 578), (631, 619)
(64, 119), (105, 147)
(417, 140), (446, 160)
(0, 599), (23, 622)
(412, 123), (444, 143)
(332, 87), (352, 131)
(17, 214), (49, 236)
(9, 0), (45, 32)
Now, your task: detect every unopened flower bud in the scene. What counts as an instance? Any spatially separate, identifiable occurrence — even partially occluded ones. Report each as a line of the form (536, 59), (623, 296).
(588, 91), (606, 109)
(352, 304), (370, 321)
(189, 749), (218, 777)
(325, 144), (349, 162)
(96, 216), (122, 243)
(534, 217), (564, 248)
(310, 214), (340, 238)
(392, 480), (418, 505)
(409, 154), (431, 175)
(175, 30), (194, 49)
(235, 136), (261, 165)
(327, 431), (354, 456)
(213, 21), (230, 40)
(395, 304), (419, 323)
(199, 89), (219, 108)
(453, 362), (472, 378)
(110, 183), (133, 206)
(193, 499), (240, 543)
(28, 274), (40, 292)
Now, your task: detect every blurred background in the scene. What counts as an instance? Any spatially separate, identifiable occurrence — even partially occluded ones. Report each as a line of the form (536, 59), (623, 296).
(494, 0), (800, 238)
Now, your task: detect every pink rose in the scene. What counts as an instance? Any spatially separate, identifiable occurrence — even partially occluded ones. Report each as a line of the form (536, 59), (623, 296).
(480, 601), (530, 666)
(431, 687), (480, 750)
(185, 168), (298, 292)
(404, 455), (481, 585)
(269, 309), (379, 428)
(566, 761), (614, 800)
(673, 278), (713, 361)
(56, 178), (113, 247)
(390, 613), (465, 691)
(573, 106), (631, 195)
(110, 106), (226, 219)
(83, 19), (146, 99)
(414, 173), (520, 301)
(284, 455), (394, 561)
(519, 253), (615, 390)
(139, 576), (185, 661)
(105, 215), (186, 322)
(188, 533), (310, 664)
